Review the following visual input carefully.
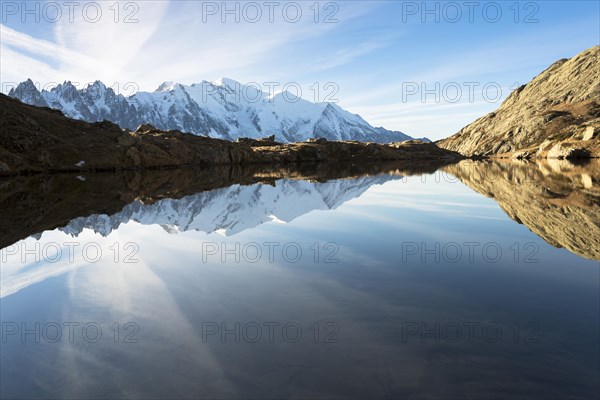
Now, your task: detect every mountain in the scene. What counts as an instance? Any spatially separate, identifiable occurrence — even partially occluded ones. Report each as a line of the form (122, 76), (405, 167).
(41, 80), (140, 127)
(9, 77), (420, 143)
(438, 46), (599, 158)
(7, 79), (49, 108)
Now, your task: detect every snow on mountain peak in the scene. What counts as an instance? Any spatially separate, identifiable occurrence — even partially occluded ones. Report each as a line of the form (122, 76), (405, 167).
(212, 77), (241, 88)
(10, 77), (421, 143)
(9, 78), (38, 95)
(52, 81), (78, 95)
(155, 81), (177, 92)
(21, 78), (37, 89)
(86, 80), (106, 90)
(270, 89), (303, 103)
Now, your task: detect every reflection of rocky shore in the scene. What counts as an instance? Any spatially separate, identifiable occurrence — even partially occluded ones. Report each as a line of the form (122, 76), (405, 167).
(0, 162), (442, 250)
(444, 160), (600, 260)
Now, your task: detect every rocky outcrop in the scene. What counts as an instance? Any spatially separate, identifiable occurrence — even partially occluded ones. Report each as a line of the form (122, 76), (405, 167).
(236, 135), (281, 147)
(438, 46), (600, 158)
(443, 159), (600, 260)
(546, 143), (591, 160)
(0, 94), (463, 176)
(253, 139), (460, 164)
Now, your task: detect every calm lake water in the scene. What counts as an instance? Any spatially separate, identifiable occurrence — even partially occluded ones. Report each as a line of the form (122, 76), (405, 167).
(1, 160), (599, 399)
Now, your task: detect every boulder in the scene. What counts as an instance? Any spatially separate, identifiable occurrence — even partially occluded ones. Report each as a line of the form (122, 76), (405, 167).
(582, 125), (597, 141)
(536, 140), (554, 156)
(547, 143), (591, 160)
(512, 151), (531, 160)
(306, 138), (328, 144)
(125, 147), (142, 167)
(237, 135), (281, 147)
(135, 123), (159, 134)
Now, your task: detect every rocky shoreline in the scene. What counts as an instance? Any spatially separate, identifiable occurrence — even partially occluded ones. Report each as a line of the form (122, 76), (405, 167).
(0, 94), (463, 176)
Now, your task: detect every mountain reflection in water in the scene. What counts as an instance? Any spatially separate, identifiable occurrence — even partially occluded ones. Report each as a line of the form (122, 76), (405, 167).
(1, 160), (598, 259)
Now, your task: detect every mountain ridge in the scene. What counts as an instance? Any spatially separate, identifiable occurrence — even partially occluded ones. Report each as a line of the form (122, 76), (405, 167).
(9, 77), (423, 143)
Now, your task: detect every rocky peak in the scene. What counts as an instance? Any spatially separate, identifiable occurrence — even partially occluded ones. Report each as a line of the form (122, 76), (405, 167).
(84, 80), (107, 93)
(8, 79), (47, 108)
(50, 81), (80, 102)
(155, 81), (176, 92)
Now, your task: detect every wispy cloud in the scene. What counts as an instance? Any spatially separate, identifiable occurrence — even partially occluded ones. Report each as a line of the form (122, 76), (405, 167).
(0, 1), (379, 90)
(1, 24), (103, 77)
(307, 41), (389, 72)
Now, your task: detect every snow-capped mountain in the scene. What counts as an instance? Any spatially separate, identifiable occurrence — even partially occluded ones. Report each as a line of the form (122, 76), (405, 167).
(9, 78), (420, 143)
(7, 79), (49, 108)
(60, 175), (397, 237)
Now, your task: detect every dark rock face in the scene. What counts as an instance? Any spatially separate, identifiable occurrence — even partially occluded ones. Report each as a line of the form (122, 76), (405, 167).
(237, 135), (281, 147)
(439, 46), (600, 158)
(0, 94), (463, 176)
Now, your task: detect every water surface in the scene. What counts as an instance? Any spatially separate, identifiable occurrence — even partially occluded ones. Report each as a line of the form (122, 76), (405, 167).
(1, 160), (598, 399)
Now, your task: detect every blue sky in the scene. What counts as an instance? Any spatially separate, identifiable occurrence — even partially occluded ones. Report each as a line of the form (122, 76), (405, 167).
(1, 0), (598, 139)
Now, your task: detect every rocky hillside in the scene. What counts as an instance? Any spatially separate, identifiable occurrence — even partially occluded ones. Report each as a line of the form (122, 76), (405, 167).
(0, 94), (461, 176)
(439, 46), (600, 158)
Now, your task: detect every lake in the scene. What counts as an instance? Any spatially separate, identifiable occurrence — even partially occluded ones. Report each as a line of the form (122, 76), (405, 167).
(1, 160), (599, 399)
